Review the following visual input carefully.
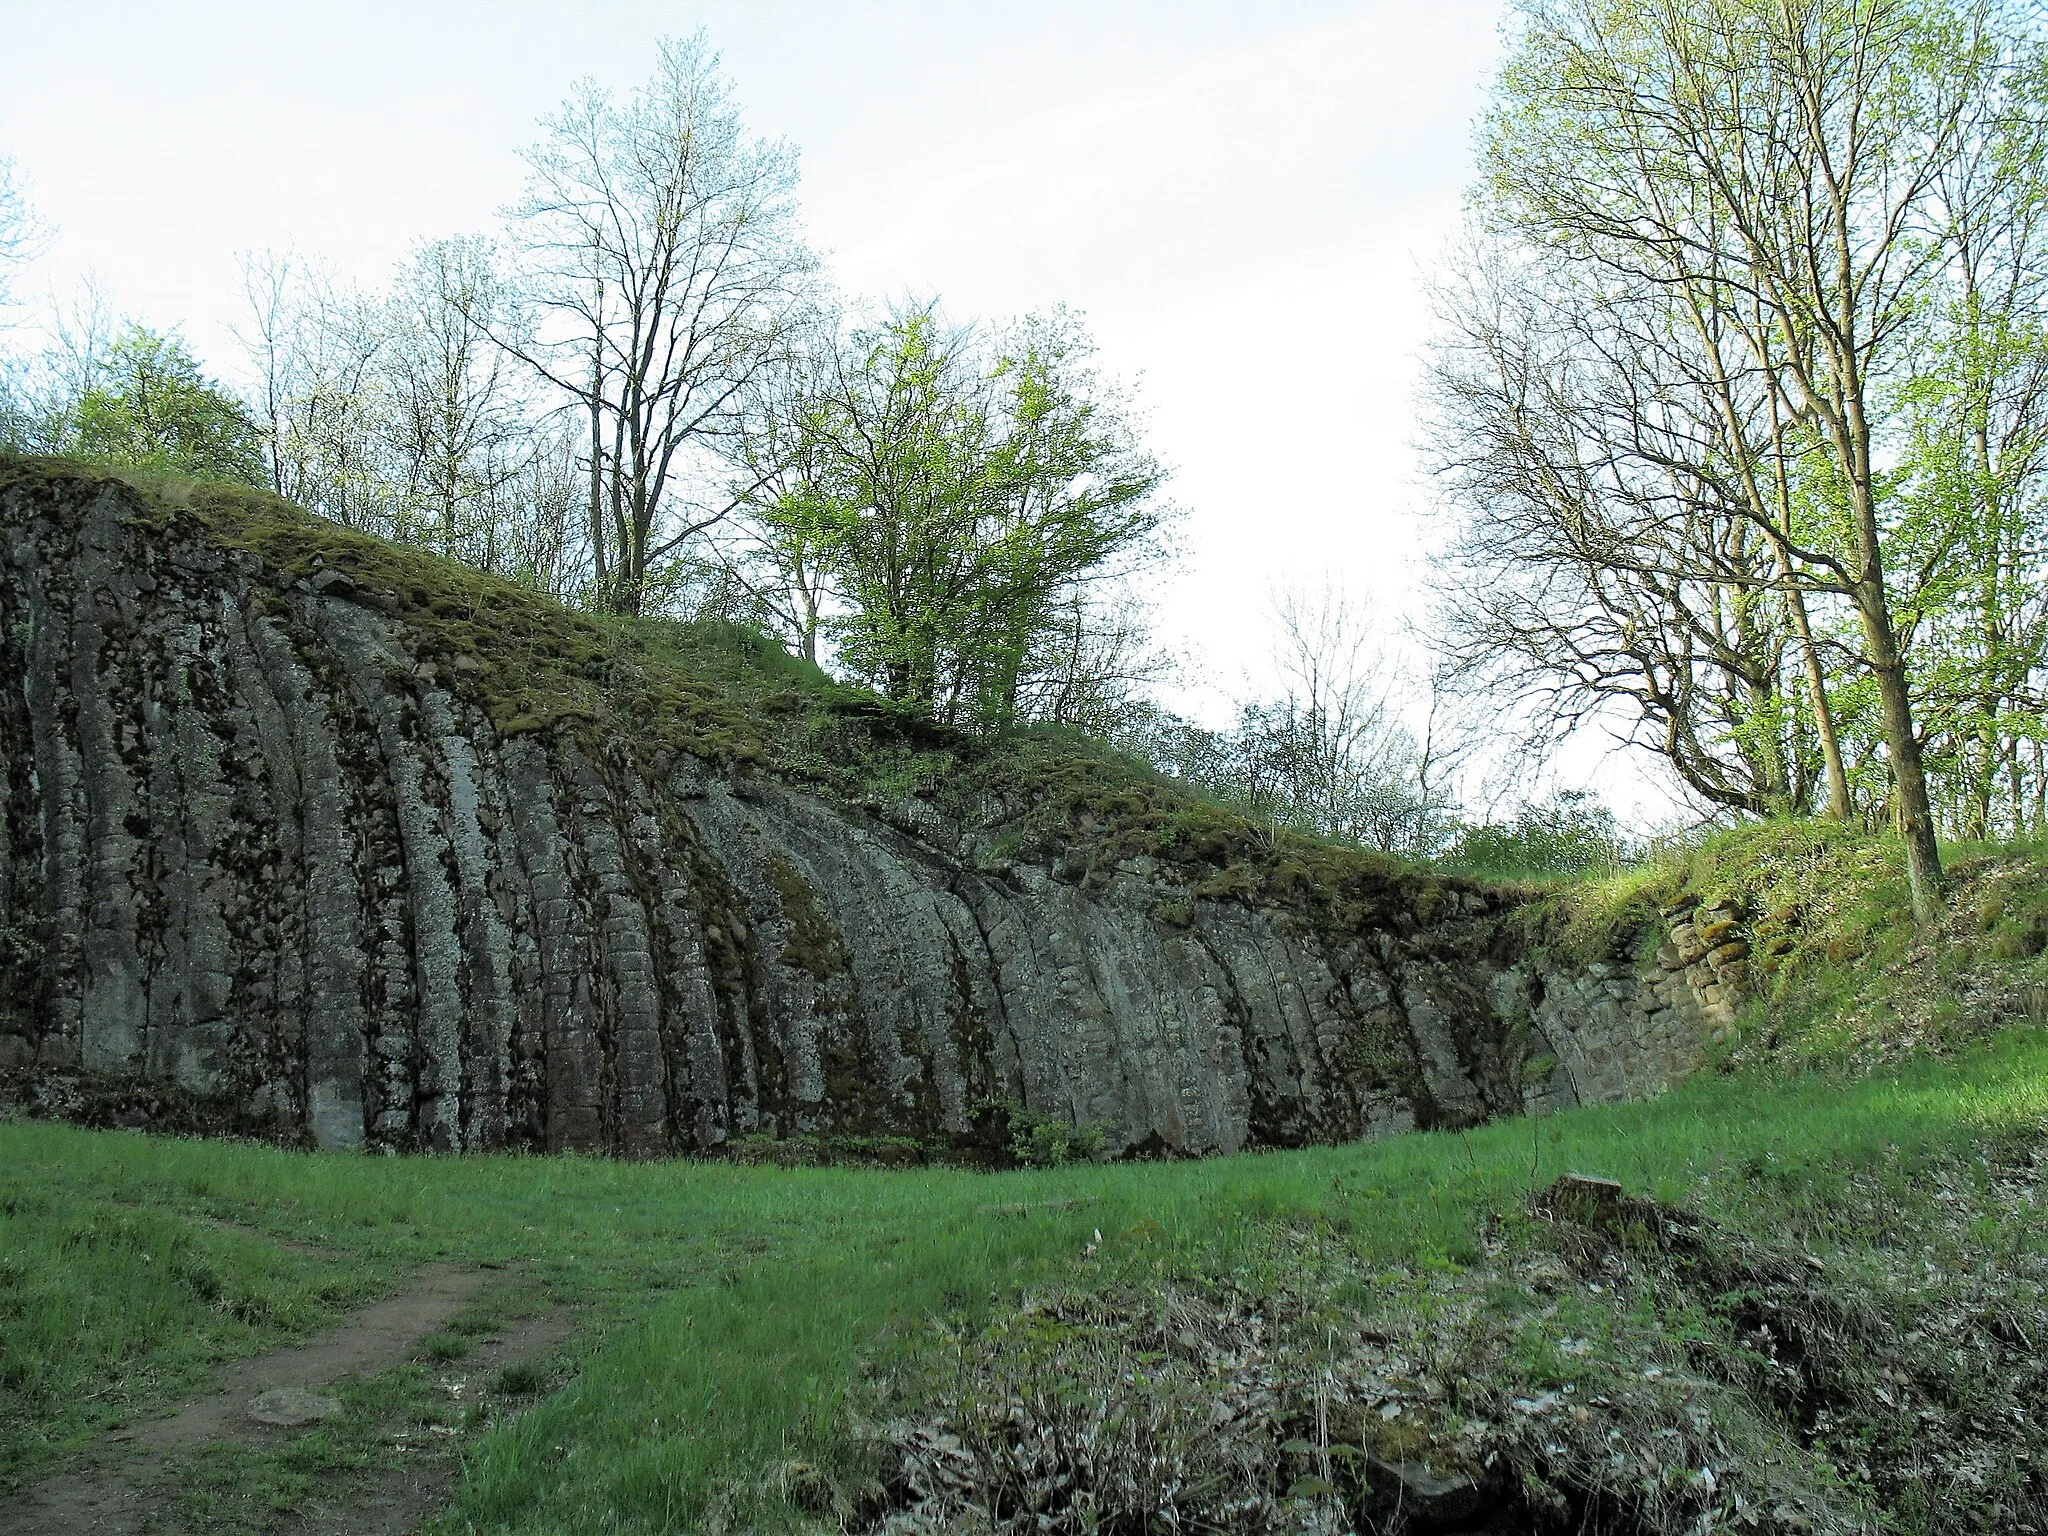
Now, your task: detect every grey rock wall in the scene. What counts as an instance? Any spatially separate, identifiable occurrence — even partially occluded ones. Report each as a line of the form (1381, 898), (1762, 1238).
(0, 465), (1739, 1156)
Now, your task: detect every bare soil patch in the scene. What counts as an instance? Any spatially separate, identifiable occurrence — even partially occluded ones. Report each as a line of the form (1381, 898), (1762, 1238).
(275, 1305), (581, 1536)
(0, 1264), (574, 1535)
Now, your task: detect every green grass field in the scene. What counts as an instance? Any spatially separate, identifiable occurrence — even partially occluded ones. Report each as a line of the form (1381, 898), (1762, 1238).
(8, 1024), (2048, 1532)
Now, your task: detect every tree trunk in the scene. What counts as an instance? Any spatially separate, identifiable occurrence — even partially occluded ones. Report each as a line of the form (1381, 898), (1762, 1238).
(1842, 357), (1942, 914)
(1854, 574), (1944, 921)
(586, 355), (608, 604)
(1787, 588), (1851, 819)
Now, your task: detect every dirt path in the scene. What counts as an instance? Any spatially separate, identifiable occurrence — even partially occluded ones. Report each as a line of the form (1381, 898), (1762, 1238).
(0, 1265), (574, 1536)
(278, 1305), (581, 1536)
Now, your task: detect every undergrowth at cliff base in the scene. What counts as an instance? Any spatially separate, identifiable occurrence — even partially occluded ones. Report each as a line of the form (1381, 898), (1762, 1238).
(6, 1029), (2048, 1533)
(862, 1144), (2048, 1534)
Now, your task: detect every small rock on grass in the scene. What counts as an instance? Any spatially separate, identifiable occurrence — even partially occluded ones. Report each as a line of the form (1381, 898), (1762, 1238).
(246, 1387), (342, 1427)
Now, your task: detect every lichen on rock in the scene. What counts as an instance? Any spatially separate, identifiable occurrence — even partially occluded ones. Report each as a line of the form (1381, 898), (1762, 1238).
(0, 459), (1720, 1156)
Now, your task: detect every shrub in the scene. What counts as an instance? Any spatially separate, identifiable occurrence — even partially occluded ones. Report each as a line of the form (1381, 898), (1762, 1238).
(1006, 1105), (1107, 1168)
(1444, 790), (1629, 881)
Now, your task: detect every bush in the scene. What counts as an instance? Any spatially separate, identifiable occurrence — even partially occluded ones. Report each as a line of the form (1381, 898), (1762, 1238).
(1006, 1105), (1107, 1168)
(1444, 790), (1629, 881)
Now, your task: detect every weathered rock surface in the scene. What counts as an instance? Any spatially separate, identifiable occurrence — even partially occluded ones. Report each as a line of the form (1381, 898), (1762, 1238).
(0, 462), (1734, 1155)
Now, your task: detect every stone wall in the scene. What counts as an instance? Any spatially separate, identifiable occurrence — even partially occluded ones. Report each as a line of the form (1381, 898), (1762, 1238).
(0, 463), (1735, 1156)
(1506, 896), (1752, 1111)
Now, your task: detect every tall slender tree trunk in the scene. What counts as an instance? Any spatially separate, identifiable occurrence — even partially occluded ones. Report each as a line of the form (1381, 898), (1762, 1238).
(586, 322), (609, 604)
(1841, 349), (1942, 915)
(2009, 736), (2026, 841)
(1786, 588), (1851, 819)
(1852, 561), (1944, 920)
(1973, 412), (2004, 841)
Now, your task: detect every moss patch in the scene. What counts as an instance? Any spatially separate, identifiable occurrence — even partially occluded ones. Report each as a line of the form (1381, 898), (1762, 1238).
(0, 455), (1493, 943)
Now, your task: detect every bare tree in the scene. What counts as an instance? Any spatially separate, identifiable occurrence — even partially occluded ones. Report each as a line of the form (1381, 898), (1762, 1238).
(234, 249), (303, 495)
(476, 422), (591, 601)
(1426, 239), (1830, 819)
(1268, 588), (1466, 856)
(381, 237), (532, 559)
(233, 246), (589, 595)
(0, 155), (48, 320)
(1014, 588), (1174, 735)
(1135, 591), (1464, 857)
(2, 275), (118, 454)
(502, 33), (817, 614)
(713, 332), (839, 662)
(234, 253), (391, 530)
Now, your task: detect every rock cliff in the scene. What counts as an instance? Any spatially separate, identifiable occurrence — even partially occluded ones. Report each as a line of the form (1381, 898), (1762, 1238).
(0, 460), (1723, 1156)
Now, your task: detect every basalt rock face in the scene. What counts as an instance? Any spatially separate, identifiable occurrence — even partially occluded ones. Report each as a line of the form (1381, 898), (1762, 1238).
(0, 462), (1709, 1156)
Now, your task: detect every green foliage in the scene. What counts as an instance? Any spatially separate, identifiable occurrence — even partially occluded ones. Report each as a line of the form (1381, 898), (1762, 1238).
(1452, 0), (2048, 877)
(1442, 789), (1628, 882)
(745, 305), (1164, 732)
(67, 326), (265, 485)
(1002, 1103), (1108, 1168)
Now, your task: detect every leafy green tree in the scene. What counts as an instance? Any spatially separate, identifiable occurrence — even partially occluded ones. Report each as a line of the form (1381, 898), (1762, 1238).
(69, 325), (264, 484)
(735, 304), (1165, 730)
(963, 312), (1167, 729)
(807, 308), (993, 707)
(1440, 0), (2048, 916)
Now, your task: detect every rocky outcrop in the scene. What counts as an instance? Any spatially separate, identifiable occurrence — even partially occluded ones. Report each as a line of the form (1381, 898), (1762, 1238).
(1500, 896), (1754, 1109)
(0, 462), (1734, 1156)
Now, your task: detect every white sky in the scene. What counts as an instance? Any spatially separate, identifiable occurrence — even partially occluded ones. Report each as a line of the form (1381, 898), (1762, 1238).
(0, 0), (1672, 822)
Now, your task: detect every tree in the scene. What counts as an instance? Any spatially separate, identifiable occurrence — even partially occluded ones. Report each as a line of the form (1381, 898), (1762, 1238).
(0, 155), (47, 319)
(1888, 85), (2048, 840)
(503, 33), (818, 615)
(68, 325), (264, 484)
(0, 162), (55, 449)
(731, 304), (1166, 729)
(235, 251), (393, 528)
(1455, 0), (2046, 918)
(1426, 240), (1839, 820)
(964, 310), (1168, 729)
(796, 307), (993, 706)
(716, 335), (841, 663)
(1130, 591), (1464, 858)
(233, 247), (589, 596)
(381, 237), (535, 560)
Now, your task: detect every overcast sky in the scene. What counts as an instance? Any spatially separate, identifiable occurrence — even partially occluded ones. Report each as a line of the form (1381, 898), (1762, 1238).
(0, 1), (1662, 816)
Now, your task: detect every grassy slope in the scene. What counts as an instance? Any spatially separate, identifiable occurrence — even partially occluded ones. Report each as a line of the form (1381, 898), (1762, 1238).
(6, 1018), (2048, 1528)
(1533, 819), (2048, 1067)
